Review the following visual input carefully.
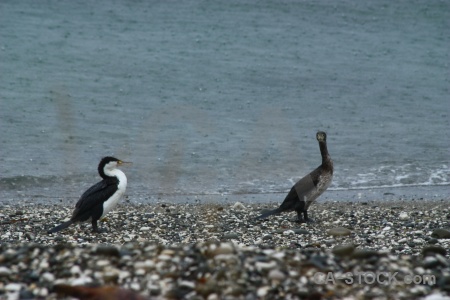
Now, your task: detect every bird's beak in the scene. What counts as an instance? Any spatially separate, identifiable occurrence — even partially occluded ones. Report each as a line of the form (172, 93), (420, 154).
(119, 161), (132, 166)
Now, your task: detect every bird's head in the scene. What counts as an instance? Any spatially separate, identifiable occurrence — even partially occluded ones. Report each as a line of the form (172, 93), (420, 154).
(316, 131), (327, 142)
(99, 156), (131, 174)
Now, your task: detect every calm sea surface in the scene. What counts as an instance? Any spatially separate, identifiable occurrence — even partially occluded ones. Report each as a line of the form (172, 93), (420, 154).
(1, 1), (449, 205)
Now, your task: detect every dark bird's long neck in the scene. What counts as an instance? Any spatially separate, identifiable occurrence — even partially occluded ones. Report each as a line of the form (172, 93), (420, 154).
(319, 141), (333, 171)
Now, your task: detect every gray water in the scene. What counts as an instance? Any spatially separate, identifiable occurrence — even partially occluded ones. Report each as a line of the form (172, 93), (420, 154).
(1, 1), (449, 205)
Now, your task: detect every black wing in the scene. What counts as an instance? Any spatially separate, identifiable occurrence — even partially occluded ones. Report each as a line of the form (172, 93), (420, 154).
(295, 167), (322, 197)
(72, 178), (118, 222)
(279, 186), (300, 211)
(279, 166), (321, 212)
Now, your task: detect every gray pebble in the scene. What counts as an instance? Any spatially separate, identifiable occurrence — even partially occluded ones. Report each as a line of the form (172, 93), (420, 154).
(222, 233), (240, 240)
(262, 234), (273, 241)
(95, 245), (121, 257)
(422, 245), (447, 257)
(332, 244), (356, 257)
(422, 256), (440, 269)
(268, 269), (286, 281)
(431, 229), (450, 239)
(293, 228), (311, 235)
(428, 238), (439, 244)
(327, 227), (351, 237)
(351, 249), (379, 259)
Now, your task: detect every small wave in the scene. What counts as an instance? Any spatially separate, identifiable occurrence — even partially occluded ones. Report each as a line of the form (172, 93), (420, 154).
(330, 182), (450, 192)
(0, 175), (60, 190)
(338, 164), (449, 191)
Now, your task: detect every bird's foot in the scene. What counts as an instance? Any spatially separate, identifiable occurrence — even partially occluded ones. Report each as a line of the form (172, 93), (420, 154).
(292, 217), (305, 223)
(294, 217), (315, 223)
(92, 227), (108, 234)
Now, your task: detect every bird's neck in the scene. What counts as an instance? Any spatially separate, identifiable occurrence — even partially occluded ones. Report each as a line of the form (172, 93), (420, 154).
(101, 168), (127, 183)
(319, 141), (333, 170)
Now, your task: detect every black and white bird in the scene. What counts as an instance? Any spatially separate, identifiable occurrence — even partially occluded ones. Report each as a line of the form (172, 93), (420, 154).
(256, 131), (333, 222)
(47, 156), (130, 234)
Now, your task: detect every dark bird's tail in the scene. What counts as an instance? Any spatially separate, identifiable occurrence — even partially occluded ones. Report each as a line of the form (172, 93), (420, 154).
(47, 220), (73, 234)
(255, 207), (283, 220)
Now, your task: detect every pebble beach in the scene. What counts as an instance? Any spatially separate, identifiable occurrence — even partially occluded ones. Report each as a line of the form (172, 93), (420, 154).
(1, 199), (449, 299)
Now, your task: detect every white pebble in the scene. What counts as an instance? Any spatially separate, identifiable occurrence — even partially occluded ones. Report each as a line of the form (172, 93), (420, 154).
(161, 249), (175, 256)
(399, 212), (409, 220)
(232, 202), (246, 211)
(149, 274), (160, 281)
(423, 256), (438, 264)
(135, 269), (146, 276)
(5, 283), (21, 292)
(134, 260), (155, 270)
(271, 252), (285, 259)
(139, 227), (151, 231)
(42, 272), (55, 282)
(36, 287), (49, 297)
(207, 294), (220, 300)
(70, 265), (81, 275)
(157, 254), (172, 261)
(289, 270), (299, 278)
(268, 269), (286, 281)
(212, 243), (234, 256)
(255, 260), (277, 271)
(0, 266), (12, 276)
(119, 270), (131, 280)
(257, 286), (270, 297)
(414, 267), (425, 275)
(39, 260), (49, 270)
(179, 280), (196, 289)
(96, 260), (110, 267)
(213, 254), (238, 263)
(423, 293), (450, 300)
(70, 275), (93, 286)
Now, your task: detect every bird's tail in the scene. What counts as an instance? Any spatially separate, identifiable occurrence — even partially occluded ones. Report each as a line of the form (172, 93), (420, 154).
(255, 207), (283, 220)
(47, 220), (73, 234)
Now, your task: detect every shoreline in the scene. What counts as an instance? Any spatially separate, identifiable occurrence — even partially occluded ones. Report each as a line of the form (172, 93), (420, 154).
(1, 200), (449, 299)
(1, 184), (449, 207)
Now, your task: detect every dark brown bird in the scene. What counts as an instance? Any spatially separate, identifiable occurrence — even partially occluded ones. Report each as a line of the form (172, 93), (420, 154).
(256, 131), (333, 222)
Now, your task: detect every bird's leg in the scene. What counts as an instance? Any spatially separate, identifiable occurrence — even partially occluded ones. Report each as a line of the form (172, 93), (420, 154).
(294, 210), (305, 223)
(303, 210), (315, 223)
(91, 219), (107, 233)
(92, 220), (99, 233)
